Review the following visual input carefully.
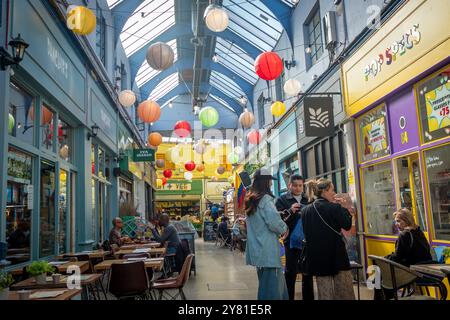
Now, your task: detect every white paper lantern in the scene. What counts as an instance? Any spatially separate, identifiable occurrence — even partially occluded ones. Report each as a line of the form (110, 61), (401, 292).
(204, 4), (229, 32)
(239, 110), (255, 128)
(184, 171), (193, 181)
(284, 79), (302, 96)
(195, 142), (207, 154)
(118, 90), (136, 107)
(60, 145), (69, 159)
(146, 42), (175, 71)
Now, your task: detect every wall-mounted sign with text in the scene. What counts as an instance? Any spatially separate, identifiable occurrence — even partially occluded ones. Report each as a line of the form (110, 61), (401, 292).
(133, 149), (155, 162)
(304, 97), (335, 137)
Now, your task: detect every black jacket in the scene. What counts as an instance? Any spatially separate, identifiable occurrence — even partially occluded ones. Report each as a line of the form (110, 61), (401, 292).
(388, 227), (432, 267)
(301, 198), (352, 276)
(275, 192), (309, 246)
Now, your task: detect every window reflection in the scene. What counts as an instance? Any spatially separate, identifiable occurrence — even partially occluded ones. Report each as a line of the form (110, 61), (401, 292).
(9, 83), (34, 145)
(40, 161), (56, 258)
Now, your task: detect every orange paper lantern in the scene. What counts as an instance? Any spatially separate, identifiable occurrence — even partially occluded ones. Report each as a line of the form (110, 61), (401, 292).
(148, 132), (162, 147)
(196, 164), (205, 172)
(138, 101), (161, 124)
(29, 106), (53, 125)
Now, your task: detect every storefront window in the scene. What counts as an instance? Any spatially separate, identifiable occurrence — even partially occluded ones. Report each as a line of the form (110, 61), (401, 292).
(40, 105), (55, 152)
(416, 65), (450, 144)
(357, 105), (391, 162)
(91, 145), (96, 175)
(119, 178), (133, 204)
(58, 119), (72, 162)
(425, 144), (450, 241)
(98, 147), (105, 179)
(92, 179), (96, 240)
(58, 170), (68, 254)
(9, 83), (34, 145)
(5, 147), (32, 266)
(362, 162), (397, 235)
(278, 155), (299, 193)
(39, 160), (56, 258)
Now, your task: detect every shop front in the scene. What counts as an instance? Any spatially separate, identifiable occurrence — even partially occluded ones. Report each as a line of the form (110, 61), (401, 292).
(341, 0), (450, 268)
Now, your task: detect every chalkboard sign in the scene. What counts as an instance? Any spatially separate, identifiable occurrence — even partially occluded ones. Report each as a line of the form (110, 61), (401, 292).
(203, 221), (217, 241)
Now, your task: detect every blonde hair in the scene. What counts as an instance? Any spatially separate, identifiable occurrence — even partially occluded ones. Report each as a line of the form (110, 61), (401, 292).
(305, 178), (333, 202)
(393, 208), (417, 230)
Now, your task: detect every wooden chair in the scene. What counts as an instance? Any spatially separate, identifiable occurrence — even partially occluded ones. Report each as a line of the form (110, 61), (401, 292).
(368, 255), (438, 300)
(108, 261), (150, 300)
(152, 254), (194, 300)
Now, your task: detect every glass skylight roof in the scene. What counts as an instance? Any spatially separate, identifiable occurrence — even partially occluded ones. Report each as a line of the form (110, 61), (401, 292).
(281, 0), (298, 7)
(106, 0), (123, 9)
(135, 40), (178, 88)
(215, 37), (257, 84)
(223, 0), (283, 52)
(120, 0), (175, 57)
(210, 71), (246, 102)
(209, 95), (237, 114)
(149, 72), (179, 102)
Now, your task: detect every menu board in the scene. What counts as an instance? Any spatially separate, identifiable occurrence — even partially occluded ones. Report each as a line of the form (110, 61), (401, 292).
(425, 83), (450, 132)
(203, 221), (217, 241)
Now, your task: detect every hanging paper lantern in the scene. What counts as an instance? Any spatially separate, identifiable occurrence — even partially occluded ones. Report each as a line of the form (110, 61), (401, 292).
(184, 171), (193, 181)
(247, 130), (261, 145)
(211, 176), (218, 182)
(138, 100), (161, 124)
(29, 106), (53, 125)
(271, 101), (286, 117)
(228, 175), (235, 184)
(204, 4), (229, 32)
(217, 166), (225, 175)
(156, 159), (165, 168)
(119, 90), (136, 108)
(184, 161), (196, 172)
(162, 177), (168, 186)
(254, 52), (283, 81)
(174, 121), (191, 138)
(156, 179), (163, 188)
(163, 169), (173, 179)
(199, 107), (219, 127)
(284, 79), (302, 96)
(196, 164), (205, 172)
(8, 114), (15, 135)
(234, 146), (243, 155)
(194, 142), (207, 154)
(239, 110), (255, 128)
(228, 152), (239, 164)
(146, 42), (174, 71)
(148, 132), (162, 147)
(66, 6), (96, 36)
(59, 145), (69, 159)
(91, 163), (95, 174)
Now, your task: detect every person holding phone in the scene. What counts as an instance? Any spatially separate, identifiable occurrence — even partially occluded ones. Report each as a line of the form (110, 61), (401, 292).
(275, 174), (313, 300)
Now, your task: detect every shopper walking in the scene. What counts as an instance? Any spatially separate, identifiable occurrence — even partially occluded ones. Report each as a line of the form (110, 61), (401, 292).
(244, 168), (289, 300)
(275, 174), (314, 300)
(301, 178), (355, 300)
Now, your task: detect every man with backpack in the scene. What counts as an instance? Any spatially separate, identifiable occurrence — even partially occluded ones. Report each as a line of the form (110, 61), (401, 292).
(275, 174), (314, 301)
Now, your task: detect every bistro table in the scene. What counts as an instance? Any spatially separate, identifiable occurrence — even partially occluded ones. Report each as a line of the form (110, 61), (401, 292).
(8, 288), (82, 301)
(56, 250), (110, 260)
(114, 247), (166, 258)
(120, 243), (161, 250)
(410, 264), (450, 300)
(94, 258), (165, 272)
(10, 261), (90, 276)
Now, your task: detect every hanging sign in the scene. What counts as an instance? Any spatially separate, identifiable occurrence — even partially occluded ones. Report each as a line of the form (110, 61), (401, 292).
(425, 83), (450, 133)
(304, 97), (335, 137)
(132, 149), (155, 162)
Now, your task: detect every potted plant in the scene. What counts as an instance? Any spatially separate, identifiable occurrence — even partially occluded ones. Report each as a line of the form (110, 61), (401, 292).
(119, 201), (138, 217)
(26, 261), (55, 285)
(443, 248), (450, 264)
(0, 271), (14, 300)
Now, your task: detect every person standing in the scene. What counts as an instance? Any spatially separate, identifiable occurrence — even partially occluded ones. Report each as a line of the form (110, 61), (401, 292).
(244, 169), (289, 300)
(275, 174), (314, 300)
(301, 178), (355, 300)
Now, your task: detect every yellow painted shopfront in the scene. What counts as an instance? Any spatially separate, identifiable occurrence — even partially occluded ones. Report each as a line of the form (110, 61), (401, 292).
(341, 0), (450, 297)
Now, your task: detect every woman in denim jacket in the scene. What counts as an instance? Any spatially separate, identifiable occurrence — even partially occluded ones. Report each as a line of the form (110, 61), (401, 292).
(244, 169), (289, 300)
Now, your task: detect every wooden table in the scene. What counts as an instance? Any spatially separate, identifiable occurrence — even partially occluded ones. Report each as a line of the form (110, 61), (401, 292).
(57, 250), (110, 260)
(10, 261), (90, 276)
(94, 258), (165, 271)
(115, 247), (166, 258)
(10, 274), (102, 290)
(8, 288), (82, 300)
(410, 264), (450, 279)
(120, 243), (161, 250)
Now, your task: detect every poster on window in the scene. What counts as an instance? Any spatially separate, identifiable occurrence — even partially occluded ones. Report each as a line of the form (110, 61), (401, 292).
(361, 116), (388, 156)
(425, 83), (450, 132)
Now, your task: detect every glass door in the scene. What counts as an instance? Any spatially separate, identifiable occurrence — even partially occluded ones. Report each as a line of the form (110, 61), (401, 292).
(394, 153), (427, 233)
(58, 169), (68, 254)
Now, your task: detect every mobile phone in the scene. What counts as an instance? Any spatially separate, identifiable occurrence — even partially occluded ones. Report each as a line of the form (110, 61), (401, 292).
(238, 171), (252, 190)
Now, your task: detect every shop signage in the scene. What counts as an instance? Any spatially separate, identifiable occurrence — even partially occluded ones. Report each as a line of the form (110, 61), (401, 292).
(424, 83), (450, 132)
(206, 182), (231, 198)
(132, 149), (155, 162)
(47, 37), (69, 80)
(362, 117), (387, 155)
(341, 0), (450, 117)
(158, 183), (192, 191)
(304, 97), (334, 137)
(91, 92), (117, 141)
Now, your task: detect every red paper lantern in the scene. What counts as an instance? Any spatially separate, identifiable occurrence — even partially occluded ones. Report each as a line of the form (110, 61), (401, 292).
(91, 163), (95, 174)
(163, 169), (173, 179)
(247, 129), (261, 145)
(184, 161), (196, 172)
(254, 52), (283, 81)
(162, 177), (168, 186)
(137, 100), (161, 124)
(174, 121), (191, 138)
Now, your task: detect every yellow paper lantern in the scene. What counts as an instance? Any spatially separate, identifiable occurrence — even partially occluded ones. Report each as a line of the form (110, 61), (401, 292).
(271, 101), (286, 117)
(66, 6), (96, 36)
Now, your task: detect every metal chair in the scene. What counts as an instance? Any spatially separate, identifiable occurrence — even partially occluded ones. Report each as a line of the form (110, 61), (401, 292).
(108, 261), (150, 300)
(369, 255), (438, 300)
(152, 254), (194, 300)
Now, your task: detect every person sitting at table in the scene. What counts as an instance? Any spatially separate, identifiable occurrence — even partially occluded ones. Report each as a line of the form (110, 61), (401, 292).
(231, 216), (247, 251)
(387, 208), (433, 267)
(108, 217), (131, 247)
(149, 214), (181, 255)
(218, 216), (232, 246)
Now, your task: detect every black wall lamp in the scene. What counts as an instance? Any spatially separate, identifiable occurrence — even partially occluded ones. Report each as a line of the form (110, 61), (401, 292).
(0, 34), (29, 71)
(284, 59), (296, 70)
(87, 123), (99, 140)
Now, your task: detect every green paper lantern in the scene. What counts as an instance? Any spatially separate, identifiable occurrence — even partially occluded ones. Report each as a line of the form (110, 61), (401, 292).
(227, 152), (239, 164)
(8, 114), (15, 135)
(199, 107), (219, 127)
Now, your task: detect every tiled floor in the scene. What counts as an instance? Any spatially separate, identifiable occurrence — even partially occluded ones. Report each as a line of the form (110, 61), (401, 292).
(183, 239), (374, 300)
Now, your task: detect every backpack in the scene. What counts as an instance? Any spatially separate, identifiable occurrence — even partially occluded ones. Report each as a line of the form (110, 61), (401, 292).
(290, 218), (305, 249)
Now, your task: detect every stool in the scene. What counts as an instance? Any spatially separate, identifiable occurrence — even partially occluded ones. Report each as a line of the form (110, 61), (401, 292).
(350, 261), (363, 300)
